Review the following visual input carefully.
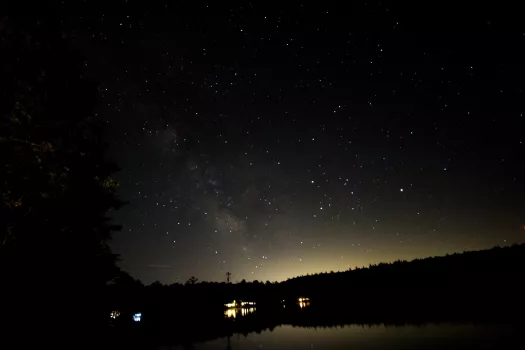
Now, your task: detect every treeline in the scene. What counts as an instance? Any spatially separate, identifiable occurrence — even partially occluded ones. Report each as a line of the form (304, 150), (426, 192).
(283, 243), (525, 321)
(109, 243), (525, 324)
(105, 244), (525, 347)
(106, 273), (284, 321)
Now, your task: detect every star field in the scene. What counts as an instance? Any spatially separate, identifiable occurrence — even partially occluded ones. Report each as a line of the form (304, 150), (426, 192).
(57, 2), (525, 284)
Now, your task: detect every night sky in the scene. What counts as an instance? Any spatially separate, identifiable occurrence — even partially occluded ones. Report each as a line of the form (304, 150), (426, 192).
(57, 2), (525, 284)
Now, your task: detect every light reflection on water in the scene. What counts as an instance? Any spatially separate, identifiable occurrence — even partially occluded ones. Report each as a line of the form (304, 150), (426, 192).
(168, 323), (522, 350)
(224, 307), (256, 318)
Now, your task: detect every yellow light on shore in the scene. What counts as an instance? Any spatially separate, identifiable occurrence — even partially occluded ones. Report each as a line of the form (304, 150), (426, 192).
(225, 300), (237, 308)
(298, 297), (310, 308)
(225, 300), (256, 308)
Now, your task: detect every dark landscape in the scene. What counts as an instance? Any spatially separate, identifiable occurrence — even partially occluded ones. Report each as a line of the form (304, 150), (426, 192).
(106, 244), (525, 348)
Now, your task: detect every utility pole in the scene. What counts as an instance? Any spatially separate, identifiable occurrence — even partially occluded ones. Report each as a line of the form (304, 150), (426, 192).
(226, 271), (231, 284)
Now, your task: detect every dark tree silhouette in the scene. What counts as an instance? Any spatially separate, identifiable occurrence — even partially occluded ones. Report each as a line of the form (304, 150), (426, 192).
(226, 271), (232, 283)
(186, 276), (199, 285)
(0, 11), (123, 333)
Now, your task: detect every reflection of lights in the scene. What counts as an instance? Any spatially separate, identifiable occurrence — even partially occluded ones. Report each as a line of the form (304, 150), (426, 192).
(225, 309), (237, 318)
(298, 297), (310, 309)
(133, 313), (142, 322)
(299, 301), (310, 308)
(110, 311), (120, 319)
(224, 307), (256, 318)
(241, 308), (256, 316)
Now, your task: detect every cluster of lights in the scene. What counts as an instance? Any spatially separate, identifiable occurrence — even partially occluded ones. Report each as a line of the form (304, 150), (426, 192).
(224, 300), (256, 308)
(110, 310), (120, 319)
(298, 297), (310, 309)
(110, 310), (142, 321)
(225, 301), (237, 308)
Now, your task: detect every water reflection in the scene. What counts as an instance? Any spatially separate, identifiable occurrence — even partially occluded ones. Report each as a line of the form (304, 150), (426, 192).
(224, 307), (256, 318)
(169, 323), (523, 350)
(298, 301), (310, 309)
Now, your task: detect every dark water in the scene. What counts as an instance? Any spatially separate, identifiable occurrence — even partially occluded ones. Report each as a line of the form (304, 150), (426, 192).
(161, 323), (522, 350)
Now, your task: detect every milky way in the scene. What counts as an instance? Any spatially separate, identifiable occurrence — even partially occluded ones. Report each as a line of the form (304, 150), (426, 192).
(57, 2), (525, 283)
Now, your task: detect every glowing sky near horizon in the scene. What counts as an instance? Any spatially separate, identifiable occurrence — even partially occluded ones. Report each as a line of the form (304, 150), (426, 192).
(57, 2), (525, 284)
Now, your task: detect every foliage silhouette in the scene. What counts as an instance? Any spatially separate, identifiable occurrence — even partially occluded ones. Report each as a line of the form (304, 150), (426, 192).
(186, 276), (199, 285)
(0, 8), (123, 337)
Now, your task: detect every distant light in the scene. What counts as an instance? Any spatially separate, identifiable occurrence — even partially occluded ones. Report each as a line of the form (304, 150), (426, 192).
(110, 311), (120, 319)
(133, 313), (142, 322)
(225, 300), (237, 308)
(298, 297), (310, 309)
(400, 188), (404, 192)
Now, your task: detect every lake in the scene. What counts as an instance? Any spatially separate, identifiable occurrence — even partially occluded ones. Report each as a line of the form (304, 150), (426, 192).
(163, 323), (522, 350)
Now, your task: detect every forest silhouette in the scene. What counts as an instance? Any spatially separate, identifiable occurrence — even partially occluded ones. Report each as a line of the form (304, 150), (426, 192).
(111, 243), (525, 320)
(108, 243), (525, 348)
